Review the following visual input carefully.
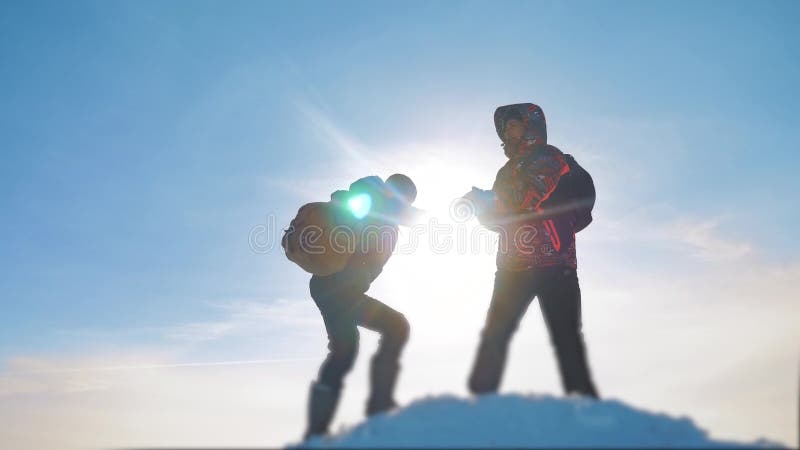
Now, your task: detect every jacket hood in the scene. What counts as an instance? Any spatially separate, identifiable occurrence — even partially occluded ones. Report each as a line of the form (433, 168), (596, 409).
(494, 103), (547, 149)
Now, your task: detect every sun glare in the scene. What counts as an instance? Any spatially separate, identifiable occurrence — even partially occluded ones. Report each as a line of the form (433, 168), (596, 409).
(374, 149), (500, 333)
(347, 193), (372, 219)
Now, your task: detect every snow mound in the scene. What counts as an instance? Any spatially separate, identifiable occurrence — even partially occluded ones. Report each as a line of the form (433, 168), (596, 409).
(295, 393), (782, 448)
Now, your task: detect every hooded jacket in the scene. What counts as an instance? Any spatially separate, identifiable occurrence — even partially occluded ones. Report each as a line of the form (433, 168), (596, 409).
(480, 104), (577, 271)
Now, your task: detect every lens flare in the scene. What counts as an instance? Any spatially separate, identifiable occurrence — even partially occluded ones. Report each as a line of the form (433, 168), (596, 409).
(347, 193), (372, 219)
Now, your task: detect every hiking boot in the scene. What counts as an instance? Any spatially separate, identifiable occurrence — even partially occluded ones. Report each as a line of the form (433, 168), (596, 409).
(303, 381), (341, 439)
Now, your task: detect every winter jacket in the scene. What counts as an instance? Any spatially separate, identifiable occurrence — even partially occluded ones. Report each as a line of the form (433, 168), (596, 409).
(479, 104), (578, 271)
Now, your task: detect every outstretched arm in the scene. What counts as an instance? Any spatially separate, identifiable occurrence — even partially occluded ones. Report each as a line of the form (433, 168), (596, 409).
(468, 166), (511, 228)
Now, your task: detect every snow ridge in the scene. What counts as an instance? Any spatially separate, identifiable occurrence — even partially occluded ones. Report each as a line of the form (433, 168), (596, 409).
(295, 393), (783, 448)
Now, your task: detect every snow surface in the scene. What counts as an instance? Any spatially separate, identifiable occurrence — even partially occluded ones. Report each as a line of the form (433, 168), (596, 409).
(293, 393), (783, 448)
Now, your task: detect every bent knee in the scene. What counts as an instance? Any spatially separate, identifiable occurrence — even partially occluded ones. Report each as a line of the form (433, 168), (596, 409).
(393, 313), (410, 345)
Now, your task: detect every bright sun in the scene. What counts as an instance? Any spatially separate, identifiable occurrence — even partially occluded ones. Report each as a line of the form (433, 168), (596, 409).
(369, 148), (502, 332)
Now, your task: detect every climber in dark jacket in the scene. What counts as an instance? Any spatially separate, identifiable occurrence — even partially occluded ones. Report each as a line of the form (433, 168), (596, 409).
(465, 103), (599, 398)
(304, 174), (418, 439)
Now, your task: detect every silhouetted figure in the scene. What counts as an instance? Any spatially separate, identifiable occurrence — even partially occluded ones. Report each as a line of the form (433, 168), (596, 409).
(305, 174), (417, 439)
(466, 103), (598, 398)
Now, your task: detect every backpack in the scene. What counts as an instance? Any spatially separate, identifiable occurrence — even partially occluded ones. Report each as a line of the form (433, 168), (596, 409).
(541, 154), (595, 232)
(281, 202), (352, 276)
(281, 177), (387, 276)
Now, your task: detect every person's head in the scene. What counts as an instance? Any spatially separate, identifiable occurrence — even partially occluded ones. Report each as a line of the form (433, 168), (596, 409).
(502, 118), (526, 146)
(383, 173), (418, 225)
(493, 103), (547, 157)
(386, 173), (417, 205)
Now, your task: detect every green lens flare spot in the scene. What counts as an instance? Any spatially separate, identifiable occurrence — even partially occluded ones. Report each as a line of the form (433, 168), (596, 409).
(347, 193), (372, 219)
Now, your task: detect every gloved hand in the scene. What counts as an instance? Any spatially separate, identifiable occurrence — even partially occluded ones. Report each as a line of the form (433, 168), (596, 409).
(462, 187), (496, 215)
(454, 187), (502, 226)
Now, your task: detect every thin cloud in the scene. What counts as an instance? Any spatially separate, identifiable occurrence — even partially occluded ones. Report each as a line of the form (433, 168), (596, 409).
(162, 298), (320, 344)
(663, 218), (752, 261)
(294, 100), (373, 163)
(586, 208), (753, 263)
(3, 357), (318, 376)
(44, 299), (322, 352)
(0, 353), (313, 450)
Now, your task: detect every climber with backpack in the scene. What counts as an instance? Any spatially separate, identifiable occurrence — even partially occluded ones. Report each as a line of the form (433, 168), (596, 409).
(282, 174), (418, 439)
(463, 103), (599, 398)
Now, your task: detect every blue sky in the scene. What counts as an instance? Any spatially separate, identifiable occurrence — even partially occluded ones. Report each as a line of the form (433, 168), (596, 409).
(1, 1), (799, 448)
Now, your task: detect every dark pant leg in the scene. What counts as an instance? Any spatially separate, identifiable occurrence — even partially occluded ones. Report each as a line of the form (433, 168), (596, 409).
(352, 293), (410, 415)
(537, 268), (598, 398)
(311, 280), (362, 390)
(304, 281), (362, 438)
(468, 270), (535, 394)
(354, 293), (410, 365)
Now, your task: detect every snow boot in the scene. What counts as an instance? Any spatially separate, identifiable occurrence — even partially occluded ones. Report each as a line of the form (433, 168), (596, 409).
(567, 384), (599, 399)
(304, 381), (341, 439)
(366, 358), (400, 416)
